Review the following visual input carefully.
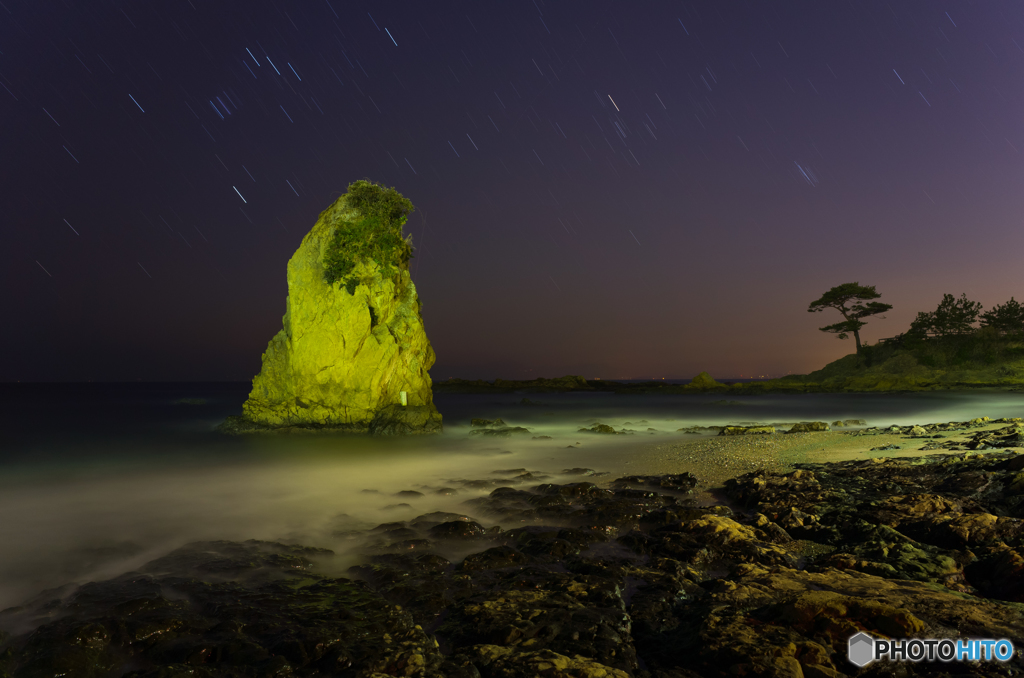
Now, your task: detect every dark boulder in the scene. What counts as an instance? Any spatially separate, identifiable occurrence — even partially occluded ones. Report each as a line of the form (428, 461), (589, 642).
(459, 545), (527, 571)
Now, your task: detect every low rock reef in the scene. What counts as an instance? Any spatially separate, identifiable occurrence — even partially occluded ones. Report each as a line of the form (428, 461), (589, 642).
(3, 453), (1024, 677)
(433, 373), (728, 395)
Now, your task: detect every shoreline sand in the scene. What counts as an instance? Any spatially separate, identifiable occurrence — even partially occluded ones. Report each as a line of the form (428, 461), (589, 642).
(578, 423), (1022, 504)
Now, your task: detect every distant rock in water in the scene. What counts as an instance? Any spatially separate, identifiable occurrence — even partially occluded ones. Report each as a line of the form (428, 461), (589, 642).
(225, 181), (441, 435)
(434, 374), (594, 393)
(578, 423), (623, 435)
(689, 370), (723, 389)
(831, 419), (868, 427)
(470, 418), (506, 428)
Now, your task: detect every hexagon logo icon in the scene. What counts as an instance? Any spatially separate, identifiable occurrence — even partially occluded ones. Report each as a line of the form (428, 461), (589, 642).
(848, 632), (875, 667)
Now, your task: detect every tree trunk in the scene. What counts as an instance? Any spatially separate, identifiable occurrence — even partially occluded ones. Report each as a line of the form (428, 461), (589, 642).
(853, 329), (862, 354)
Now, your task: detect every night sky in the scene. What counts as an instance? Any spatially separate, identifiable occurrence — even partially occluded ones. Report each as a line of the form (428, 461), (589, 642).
(5, 1), (1024, 382)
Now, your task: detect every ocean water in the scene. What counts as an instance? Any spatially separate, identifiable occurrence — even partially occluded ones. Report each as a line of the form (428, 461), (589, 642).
(1, 382), (1023, 615)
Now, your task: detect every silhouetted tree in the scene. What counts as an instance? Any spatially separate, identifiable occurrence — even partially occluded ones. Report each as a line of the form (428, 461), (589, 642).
(808, 282), (892, 354)
(911, 293), (983, 337)
(980, 297), (1024, 336)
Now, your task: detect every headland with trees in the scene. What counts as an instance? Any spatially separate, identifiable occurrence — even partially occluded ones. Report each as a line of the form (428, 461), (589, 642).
(434, 283), (1024, 394)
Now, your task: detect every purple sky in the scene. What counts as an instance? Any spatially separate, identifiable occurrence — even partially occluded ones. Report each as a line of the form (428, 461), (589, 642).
(4, 1), (1024, 382)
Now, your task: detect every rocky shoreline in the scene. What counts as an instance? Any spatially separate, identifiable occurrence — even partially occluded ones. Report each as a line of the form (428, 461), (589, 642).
(3, 425), (1024, 676)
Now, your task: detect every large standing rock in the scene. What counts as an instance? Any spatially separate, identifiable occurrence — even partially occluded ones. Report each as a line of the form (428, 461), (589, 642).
(233, 188), (441, 434)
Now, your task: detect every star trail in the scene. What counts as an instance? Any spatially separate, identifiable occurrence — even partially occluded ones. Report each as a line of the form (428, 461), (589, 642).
(4, 1), (1024, 381)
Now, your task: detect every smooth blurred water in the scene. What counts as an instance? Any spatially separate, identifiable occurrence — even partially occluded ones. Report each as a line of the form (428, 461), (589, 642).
(1, 382), (1023, 614)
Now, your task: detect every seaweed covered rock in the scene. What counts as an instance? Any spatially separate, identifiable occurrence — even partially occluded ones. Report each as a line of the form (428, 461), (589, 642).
(232, 180), (441, 434)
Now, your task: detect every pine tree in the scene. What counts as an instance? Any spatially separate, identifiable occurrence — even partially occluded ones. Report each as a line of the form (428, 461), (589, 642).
(808, 283), (892, 353)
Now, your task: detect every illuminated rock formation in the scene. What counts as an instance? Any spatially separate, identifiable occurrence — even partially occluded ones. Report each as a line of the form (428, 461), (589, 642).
(233, 183), (441, 434)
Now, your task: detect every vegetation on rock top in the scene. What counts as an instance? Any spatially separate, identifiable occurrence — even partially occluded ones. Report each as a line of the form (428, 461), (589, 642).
(322, 179), (414, 294)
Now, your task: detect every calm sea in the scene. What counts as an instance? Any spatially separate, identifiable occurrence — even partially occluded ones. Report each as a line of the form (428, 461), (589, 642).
(1, 382), (1022, 614)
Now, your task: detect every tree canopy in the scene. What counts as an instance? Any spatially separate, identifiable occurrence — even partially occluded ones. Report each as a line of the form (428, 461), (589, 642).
(910, 293), (983, 337)
(807, 282), (892, 353)
(980, 297), (1024, 335)
(323, 180), (414, 294)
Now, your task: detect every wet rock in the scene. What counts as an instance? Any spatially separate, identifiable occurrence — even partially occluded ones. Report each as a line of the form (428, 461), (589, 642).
(0, 540), (444, 678)
(472, 418), (507, 428)
(642, 561), (1024, 676)
(900, 512), (1023, 550)
(788, 421), (830, 433)
(459, 545), (528, 571)
(412, 511), (475, 525)
(613, 473), (699, 494)
(368, 552), (451, 575)
(471, 426), (532, 437)
(430, 520), (490, 541)
(750, 514), (793, 543)
(438, 586), (638, 672)
(676, 425), (723, 434)
(719, 426), (775, 436)
(535, 482), (611, 500)
(577, 423), (622, 434)
(562, 468), (599, 476)
(457, 645), (632, 678)
(967, 544), (1024, 602)
(723, 451), (1024, 597)
(8, 457), (1024, 678)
